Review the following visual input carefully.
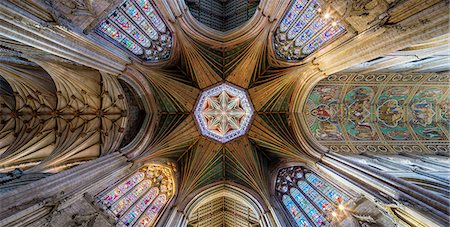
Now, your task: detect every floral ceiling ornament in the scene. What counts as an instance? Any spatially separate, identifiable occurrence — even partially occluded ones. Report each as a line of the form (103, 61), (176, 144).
(194, 83), (254, 143)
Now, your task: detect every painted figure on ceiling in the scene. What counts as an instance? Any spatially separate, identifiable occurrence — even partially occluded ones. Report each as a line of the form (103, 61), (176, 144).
(345, 87), (376, 140)
(377, 99), (403, 127)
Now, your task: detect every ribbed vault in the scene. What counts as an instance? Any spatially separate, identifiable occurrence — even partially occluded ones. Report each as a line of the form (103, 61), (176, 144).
(0, 0), (449, 225)
(188, 196), (259, 227)
(185, 0), (260, 32)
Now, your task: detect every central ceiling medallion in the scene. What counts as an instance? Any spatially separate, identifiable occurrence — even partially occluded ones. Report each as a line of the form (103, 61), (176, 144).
(194, 83), (254, 143)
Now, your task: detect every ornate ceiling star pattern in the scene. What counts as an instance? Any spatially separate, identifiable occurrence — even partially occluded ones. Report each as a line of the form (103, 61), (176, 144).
(194, 84), (254, 143)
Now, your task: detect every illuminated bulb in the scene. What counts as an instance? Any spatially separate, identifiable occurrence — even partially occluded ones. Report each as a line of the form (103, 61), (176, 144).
(324, 13), (330, 19)
(338, 204), (345, 210)
(317, 8), (322, 12)
(331, 212), (337, 217)
(332, 21), (337, 26)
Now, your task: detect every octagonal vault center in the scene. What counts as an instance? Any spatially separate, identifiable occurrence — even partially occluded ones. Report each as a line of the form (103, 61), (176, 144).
(194, 83), (254, 143)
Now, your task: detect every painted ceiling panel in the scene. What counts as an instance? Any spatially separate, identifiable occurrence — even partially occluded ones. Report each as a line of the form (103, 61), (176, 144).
(302, 73), (450, 154)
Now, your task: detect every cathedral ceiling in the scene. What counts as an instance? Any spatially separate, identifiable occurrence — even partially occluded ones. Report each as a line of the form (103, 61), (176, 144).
(185, 0), (260, 32)
(188, 196), (259, 227)
(0, 0), (449, 212)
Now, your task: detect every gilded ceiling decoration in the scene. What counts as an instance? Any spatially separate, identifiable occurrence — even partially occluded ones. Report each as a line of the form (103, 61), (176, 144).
(303, 73), (450, 154)
(97, 0), (173, 61)
(274, 0), (346, 61)
(194, 83), (254, 143)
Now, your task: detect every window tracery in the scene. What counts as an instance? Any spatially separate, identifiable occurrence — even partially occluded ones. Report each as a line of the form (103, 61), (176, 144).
(96, 164), (175, 226)
(276, 166), (351, 227)
(97, 0), (172, 61)
(274, 0), (346, 61)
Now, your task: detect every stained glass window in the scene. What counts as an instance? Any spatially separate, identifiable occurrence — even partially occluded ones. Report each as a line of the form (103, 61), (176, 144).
(97, 0), (172, 61)
(276, 166), (351, 226)
(96, 164), (175, 226)
(274, 0), (346, 61)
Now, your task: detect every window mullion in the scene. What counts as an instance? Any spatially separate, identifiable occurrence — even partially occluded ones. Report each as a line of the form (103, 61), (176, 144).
(286, 184), (316, 227)
(131, 0), (161, 36)
(118, 7), (154, 46)
(283, 0), (314, 36)
(295, 179), (330, 219)
(306, 173), (349, 205)
(118, 184), (157, 225)
(305, 176), (339, 207)
(108, 17), (147, 54)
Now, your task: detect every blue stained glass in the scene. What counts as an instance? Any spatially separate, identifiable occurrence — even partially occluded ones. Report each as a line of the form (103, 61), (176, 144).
(294, 17), (328, 47)
(283, 195), (312, 227)
(274, 0), (346, 60)
(136, 0), (166, 32)
(306, 173), (349, 204)
(280, 0), (309, 32)
(287, 1), (318, 40)
(97, 0), (172, 61)
(302, 24), (345, 54)
(291, 188), (329, 227)
(298, 181), (334, 216)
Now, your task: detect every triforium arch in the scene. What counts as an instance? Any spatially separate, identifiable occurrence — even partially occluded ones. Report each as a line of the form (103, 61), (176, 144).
(166, 182), (279, 227)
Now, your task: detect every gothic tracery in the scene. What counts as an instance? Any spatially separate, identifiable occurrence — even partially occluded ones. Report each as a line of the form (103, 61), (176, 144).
(0, 0), (448, 226)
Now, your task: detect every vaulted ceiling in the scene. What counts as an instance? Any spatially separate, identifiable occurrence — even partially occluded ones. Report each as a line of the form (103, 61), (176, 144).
(0, 0), (449, 221)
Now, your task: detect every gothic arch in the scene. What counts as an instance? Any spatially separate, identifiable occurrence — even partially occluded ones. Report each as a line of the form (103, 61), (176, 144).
(117, 67), (159, 156)
(270, 162), (365, 227)
(92, 0), (177, 65)
(169, 182), (279, 227)
(95, 161), (177, 226)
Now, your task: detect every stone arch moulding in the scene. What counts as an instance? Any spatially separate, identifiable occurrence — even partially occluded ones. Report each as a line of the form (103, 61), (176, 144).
(290, 72), (329, 159)
(166, 182), (280, 227)
(174, 0), (269, 46)
(119, 66), (159, 157)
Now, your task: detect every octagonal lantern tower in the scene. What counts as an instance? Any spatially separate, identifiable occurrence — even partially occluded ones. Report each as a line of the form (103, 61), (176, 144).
(194, 83), (254, 143)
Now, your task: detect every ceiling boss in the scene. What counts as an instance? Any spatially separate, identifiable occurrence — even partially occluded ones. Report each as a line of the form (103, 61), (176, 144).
(194, 83), (254, 143)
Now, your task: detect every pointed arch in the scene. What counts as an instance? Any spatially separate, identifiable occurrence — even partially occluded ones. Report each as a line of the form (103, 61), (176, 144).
(273, 0), (347, 61)
(274, 165), (355, 227)
(95, 162), (176, 226)
(96, 0), (174, 62)
(172, 182), (280, 227)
